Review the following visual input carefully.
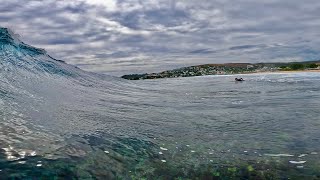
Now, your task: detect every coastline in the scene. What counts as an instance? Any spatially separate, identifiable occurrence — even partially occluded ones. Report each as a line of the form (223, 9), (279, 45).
(123, 69), (320, 80)
(121, 62), (320, 80)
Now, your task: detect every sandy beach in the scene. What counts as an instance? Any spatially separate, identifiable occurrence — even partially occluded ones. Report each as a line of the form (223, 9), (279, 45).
(247, 69), (320, 75)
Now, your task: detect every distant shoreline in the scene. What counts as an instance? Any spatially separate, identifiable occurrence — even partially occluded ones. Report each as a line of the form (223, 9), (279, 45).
(121, 61), (320, 80)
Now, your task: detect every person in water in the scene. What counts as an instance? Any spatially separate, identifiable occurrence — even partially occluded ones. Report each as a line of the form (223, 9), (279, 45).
(235, 78), (244, 81)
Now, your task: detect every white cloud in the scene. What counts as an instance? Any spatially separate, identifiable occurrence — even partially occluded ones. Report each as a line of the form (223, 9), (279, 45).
(83, 0), (117, 11)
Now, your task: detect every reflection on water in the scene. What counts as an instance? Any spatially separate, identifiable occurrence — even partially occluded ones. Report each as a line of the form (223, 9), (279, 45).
(1, 71), (320, 179)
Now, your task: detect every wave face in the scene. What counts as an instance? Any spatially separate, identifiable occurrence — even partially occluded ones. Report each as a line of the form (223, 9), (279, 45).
(0, 27), (157, 178)
(1, 27), (320, 179)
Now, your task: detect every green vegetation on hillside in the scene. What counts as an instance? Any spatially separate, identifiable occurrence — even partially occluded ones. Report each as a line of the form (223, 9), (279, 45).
(279, 63), (318, 71)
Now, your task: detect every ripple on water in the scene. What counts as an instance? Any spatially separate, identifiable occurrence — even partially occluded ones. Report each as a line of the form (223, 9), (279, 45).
(160, 147), (168, 151)
(264, 153), (294, 157)
(289, 161), (306, 164)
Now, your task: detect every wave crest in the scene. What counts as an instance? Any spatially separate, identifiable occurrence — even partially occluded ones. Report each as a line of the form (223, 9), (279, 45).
(0, 27), (47, 55)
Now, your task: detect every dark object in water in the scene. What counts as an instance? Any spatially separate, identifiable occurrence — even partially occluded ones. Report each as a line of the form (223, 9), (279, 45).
(235, 78), (244, 81)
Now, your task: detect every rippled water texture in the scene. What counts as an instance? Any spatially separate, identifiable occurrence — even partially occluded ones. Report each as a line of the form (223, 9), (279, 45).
(1, 28), (320, 179)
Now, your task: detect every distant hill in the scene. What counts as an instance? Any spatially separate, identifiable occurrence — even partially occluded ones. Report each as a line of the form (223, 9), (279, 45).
(121, 61), (320, 80)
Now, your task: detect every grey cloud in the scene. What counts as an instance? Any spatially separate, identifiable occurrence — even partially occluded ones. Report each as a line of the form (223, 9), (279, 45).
(229, 45), (267, 51)
(189, 49), (217, 54)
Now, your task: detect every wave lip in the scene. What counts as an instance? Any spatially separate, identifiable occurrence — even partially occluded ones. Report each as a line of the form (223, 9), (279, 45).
(0, 27), (47, 56)
(0, 27), (16, 44)
(0, 27), (80, 77)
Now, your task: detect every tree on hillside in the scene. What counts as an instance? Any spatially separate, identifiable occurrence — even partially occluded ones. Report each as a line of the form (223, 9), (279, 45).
(306, 63), (318, 68)
(289, 63), (304, 70)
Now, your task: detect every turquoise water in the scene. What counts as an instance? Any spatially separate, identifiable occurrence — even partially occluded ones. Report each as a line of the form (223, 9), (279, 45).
(1, 27), (320, 179)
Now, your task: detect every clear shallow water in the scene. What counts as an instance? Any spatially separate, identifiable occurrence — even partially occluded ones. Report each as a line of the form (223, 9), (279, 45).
(1, 28), (320, 179)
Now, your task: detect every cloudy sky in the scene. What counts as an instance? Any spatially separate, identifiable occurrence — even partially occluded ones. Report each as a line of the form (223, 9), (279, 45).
(1, 0), (320, 75)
